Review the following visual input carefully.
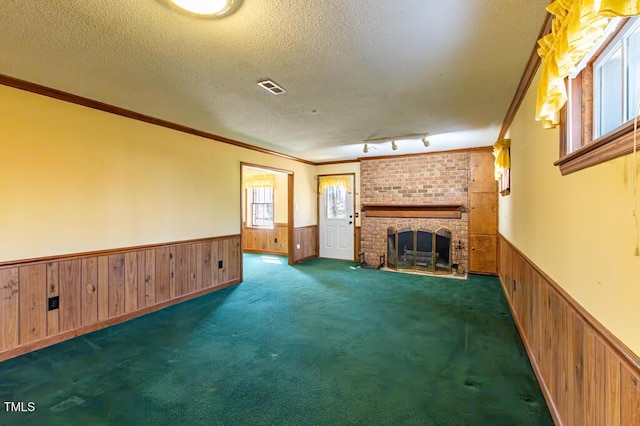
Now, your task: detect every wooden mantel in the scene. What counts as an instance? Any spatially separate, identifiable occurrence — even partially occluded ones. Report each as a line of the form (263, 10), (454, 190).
(361, 204), (463, 219)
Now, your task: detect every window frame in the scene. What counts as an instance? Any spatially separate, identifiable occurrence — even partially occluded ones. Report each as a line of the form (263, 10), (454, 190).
(555, 17), (640, 175)
(247, 187), (274, 228)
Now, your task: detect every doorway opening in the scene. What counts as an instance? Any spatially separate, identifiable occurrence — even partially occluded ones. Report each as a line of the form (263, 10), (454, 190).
(240, 163), (294, 265)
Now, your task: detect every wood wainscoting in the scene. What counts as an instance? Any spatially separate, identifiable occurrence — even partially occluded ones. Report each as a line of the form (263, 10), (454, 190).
(292, 225), (318, 263)
(0, 235), (241, 362)
(498, 234), (640, 426)
(242, 223), (288, 255)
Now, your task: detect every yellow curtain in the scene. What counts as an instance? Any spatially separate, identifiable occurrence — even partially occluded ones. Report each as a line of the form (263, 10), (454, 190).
(535, 0), (640, 128)
(493, 138), (511, 180)
(243, 173), (275, 189)
(318, 176), (353, 194)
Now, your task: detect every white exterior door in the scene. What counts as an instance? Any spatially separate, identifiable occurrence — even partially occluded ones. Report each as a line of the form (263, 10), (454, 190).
(319, 176), (354, 260)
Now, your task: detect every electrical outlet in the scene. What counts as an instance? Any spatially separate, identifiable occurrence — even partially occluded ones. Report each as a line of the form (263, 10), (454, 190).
(296, 244), (301, 249)
(48, 296), (59, 311)
(513, 279), (517, 292)
(218, 260), (223, 269)
(274, 238), (278, 243)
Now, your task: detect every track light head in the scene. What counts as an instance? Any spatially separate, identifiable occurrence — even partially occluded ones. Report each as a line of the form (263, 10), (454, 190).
(363, 143), (369, 153)
(422, 136), (430, 147)
(391, 140), (398, 150)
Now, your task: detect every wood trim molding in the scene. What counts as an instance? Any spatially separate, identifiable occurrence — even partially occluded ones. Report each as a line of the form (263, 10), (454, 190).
(554, 120), (638, 175)
(0, 235), (240, 267)
(242, 248), (287, 256)
(0, 74), (315, 166)
(499, 233), (640, 372)
(288, 174), (295, 265)
(241, 162), (295, 175)
(497, 12), (553, 140)
(362, 204), (463, 219)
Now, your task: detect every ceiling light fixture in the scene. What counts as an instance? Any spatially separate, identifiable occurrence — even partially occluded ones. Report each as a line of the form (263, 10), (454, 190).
(422, 136), (430, 147)
(362, 143), (378, 154)
(168, 0), (243, 17)
(391, 140), (398, 150)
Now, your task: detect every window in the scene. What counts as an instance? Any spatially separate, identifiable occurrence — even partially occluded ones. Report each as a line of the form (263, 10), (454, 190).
(325, 185), (347, 219)
(557, 17), (640, 175)
(250, 187), (273, 227)
(594, 18), (640, 138)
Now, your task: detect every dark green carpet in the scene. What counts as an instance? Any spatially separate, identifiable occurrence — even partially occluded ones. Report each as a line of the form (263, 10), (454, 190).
(0, 254), (552, 425)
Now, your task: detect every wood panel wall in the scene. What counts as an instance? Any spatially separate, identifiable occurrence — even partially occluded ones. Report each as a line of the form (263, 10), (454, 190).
(468, 150), (498, 274)
(242, 223), (288, 255)
(498, 234), (640, 425)
(292, 225), (318, 263)
(0, 235), (241, 362)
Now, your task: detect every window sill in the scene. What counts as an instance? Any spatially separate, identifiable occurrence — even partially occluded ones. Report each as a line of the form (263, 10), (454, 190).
(555, 120), (637, 175)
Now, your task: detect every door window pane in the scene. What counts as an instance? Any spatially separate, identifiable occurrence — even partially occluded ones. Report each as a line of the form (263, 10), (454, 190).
(326, 185), (347, 219)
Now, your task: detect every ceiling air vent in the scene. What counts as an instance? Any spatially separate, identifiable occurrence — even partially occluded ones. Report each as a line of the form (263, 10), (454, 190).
(257, 79), (287, 95)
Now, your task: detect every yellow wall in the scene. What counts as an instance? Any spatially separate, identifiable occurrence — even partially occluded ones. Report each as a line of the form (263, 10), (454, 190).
(0, 85), (316, 262)
(500, 69), (640, 356)
(316, 162), (361, 226)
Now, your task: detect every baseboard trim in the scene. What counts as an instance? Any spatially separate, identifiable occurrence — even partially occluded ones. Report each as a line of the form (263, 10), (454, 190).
(242, 249), (288, 256)
(0, 279), (239, 363)
(498, 274), (563, 426)
(294, 255), (318, 264)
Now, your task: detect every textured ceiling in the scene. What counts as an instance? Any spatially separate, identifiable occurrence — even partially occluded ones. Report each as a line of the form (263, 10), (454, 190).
(0, 0), (549, 162)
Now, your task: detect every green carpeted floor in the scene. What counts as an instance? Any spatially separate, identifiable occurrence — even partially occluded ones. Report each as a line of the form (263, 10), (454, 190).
(0, 254), (552, 425)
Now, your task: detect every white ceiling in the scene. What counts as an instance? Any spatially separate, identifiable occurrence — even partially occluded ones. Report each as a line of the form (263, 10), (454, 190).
(0, 0), (549, 162)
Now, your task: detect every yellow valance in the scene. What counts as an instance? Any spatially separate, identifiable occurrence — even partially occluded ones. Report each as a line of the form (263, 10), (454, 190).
(535, 0), (640, 128)
(243, 173), (275, 189)
(493, 138), (511, 181)
(318, 176), (353, 194)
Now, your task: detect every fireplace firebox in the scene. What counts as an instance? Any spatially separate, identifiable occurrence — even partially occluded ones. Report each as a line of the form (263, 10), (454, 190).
(387, 226), (452, 274)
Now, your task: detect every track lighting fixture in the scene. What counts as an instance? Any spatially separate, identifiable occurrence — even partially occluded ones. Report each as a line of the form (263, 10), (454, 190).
(361, 133), (431, 154)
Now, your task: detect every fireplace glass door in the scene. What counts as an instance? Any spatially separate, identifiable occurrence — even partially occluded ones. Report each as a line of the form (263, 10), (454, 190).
(387, 227), (397, 269)
(397, 227), (415, 270)
(434, 228), (452, 274)
(386, 227), (452, 275)
(415, 228), (434, 273)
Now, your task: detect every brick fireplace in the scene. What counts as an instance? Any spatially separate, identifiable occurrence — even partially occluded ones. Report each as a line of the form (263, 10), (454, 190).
(360, 151), (469, 273)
